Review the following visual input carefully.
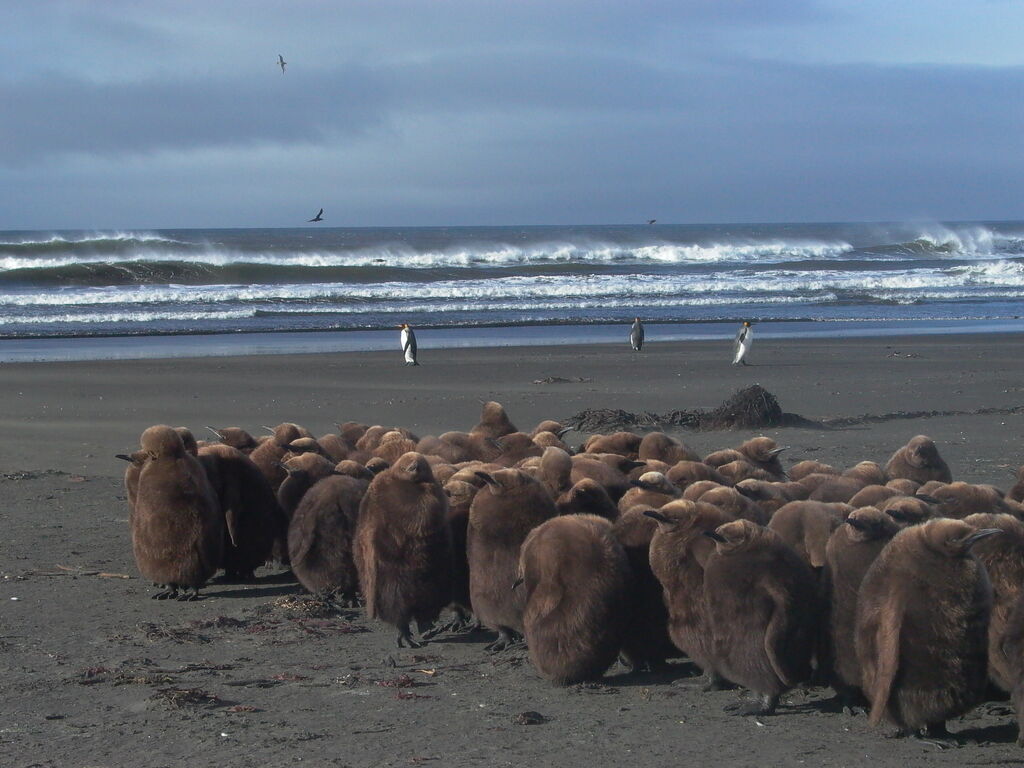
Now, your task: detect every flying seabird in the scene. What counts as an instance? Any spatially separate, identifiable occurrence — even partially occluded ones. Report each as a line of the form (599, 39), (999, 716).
(278, 54), (287, 73)
(647, 219), (657, 225)
(307, 208), (323, 222)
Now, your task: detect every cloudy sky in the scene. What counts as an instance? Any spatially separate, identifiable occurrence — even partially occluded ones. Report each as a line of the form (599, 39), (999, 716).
(2, 0), (1022, 229)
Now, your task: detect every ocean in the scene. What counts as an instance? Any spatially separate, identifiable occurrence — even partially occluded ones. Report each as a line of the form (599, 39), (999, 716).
(2, 221), (1024, 360)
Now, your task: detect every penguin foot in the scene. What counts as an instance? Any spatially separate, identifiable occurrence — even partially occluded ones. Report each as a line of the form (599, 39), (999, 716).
(701, 671), (730, 692)
(176, 588), (202, 602)
(484, 628), (522, 653)
(396, 626), (425, 648)
(914, 723), (960, 749)
(724, 694), (777, 716)
(151, 588), (179, 600)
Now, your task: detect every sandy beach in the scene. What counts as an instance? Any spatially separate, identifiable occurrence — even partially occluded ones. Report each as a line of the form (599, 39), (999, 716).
(4, 332), (1024, 767)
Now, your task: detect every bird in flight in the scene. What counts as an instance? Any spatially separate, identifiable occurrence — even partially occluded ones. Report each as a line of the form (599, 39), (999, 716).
(308, 208), (323, 222)
(278, 54), (287, 73)
(647, 219), (657, 225)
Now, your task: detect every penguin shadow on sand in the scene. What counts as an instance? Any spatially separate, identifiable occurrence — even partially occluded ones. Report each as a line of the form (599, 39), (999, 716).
(603, 658), (711, 687)
(204, 569), (303, 600)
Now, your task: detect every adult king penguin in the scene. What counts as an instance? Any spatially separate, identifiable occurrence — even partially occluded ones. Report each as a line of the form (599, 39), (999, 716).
(732, 321), (753, 366)
(630, 318), (645, 352)
(399, 323), (419, 366)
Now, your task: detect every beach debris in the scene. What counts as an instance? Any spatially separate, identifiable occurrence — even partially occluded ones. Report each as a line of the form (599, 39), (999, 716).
(54, 564), (131, 579)
(375, 674), (418, 688)
(513, 711), (548, 725)
(533, 376), (592, 385)
(150, 687), (223, 710)
(564, 385), (792, 432)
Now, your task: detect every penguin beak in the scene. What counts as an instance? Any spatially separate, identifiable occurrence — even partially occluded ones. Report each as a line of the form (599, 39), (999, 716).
(915, 494), (941, 505)
(474, 471), (496, 486)
(262, 425), (276, 434)
(114, 453), (132, 462)
(642, 509), (670, 524)
(511, 577), (524, 591)
(702, 530), (727, 543)
(964, 528), (1002, 548)
(845, 517), (870, 532)
(623, 460), (646, 472)
(205, 425), (223, 439)
(768, 447), (788, 456)
(556, 427), (572, 438)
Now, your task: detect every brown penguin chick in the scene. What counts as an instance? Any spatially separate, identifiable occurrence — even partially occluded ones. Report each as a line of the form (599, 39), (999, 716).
(884, 435), (953, 485)
(288, 474), (367, 600)
(199, 443), (285, 580)
(843, 461), (887, 487)
(116, 449), (146, 521)
(734, 479), (797, 517)
(881, 495), (934, 527)
(848, 485), (901, 509)
(355, 425), (390, 452)
(886, 478), (921, 495)
(789, 460), (838, 481)
(916, 479), (949, 496)
(856, 518), (998, 739)
(336, 421), (368, 448)
(131, 425), (223, 600)
(821, 506), (900, 701)
(447, 462), (495, 487)
(467, 468), (557, 651)
(716, 460), (775, 485)
(249, 423), (304, 492)
(737, 437), (788, 479)
(646, 500), (735, 685)
(518, 514), (632, 684)
(682, 480), (724, 501)
(431, 463), (458, 485)
(570, 455), (639, 501)
(611, 506), (681, 671)
(316, 433), (349, 462)
(617, 472), (680, 513)
(428, 431), (502, 463)
(1009, 466), (1024, 503)
(471, 401), (518, 439)
(365, 457), (390, 475)
(277, 453), (337, 519)
(768, 500), (849, 571)
(373, 431), (419, 464)
(353, 452), (453, 647)
(699, 486), (769, 525)
(927, 482), (1011, 519)
(808, 475), (866, 503)
(583, 431), (642, 458)
(703, 448), (746, 468)
(207, 426), (260, 454)
(493, 432), (544, 467)
(638, 432), (700, 464)
(286, 437), (325, 457)
(540, 446), (574, 499)
(797, 472), (842, 495)
(334, 460), (375, 481)
(628, 459), (670, 482)
(436, 480), (480, 630)
(666, 461), (728, 491)
(1001, 594), (1024, 745)
(532, 430), (570, 452)
(961, 513), (1024, 691)
(556, 478), (620, 522)
(703, 519), (818, 715)
(531, 420), (568, 438)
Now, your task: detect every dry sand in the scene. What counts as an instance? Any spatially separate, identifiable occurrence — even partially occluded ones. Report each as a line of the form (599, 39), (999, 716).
(3, 332), (1024, 767)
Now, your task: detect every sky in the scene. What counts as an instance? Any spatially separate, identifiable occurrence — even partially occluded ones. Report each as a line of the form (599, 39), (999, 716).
(2, 0), (1023, 229)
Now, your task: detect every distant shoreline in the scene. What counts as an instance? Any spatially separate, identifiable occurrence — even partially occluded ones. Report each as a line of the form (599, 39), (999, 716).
(3, 317), (1024, 363)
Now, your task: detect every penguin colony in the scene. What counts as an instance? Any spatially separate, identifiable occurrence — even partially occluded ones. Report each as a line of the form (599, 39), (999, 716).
(122, 405), (1024, 745)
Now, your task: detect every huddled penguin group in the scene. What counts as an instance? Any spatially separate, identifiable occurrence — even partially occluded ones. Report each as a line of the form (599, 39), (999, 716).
(120, 405), (1024, 745)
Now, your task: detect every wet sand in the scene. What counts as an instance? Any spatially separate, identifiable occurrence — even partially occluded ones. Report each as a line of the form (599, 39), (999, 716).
(3, 332), (1024, 767)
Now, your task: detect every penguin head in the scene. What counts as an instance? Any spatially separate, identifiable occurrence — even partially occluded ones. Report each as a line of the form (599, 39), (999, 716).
(393, 452), (434, 484)
(845, 506), (898, 541)
(140, 424), (186, 460)
(920, 517), (1001, 557)
(703, 518), (764, 553)
(905, 435), (942, 468)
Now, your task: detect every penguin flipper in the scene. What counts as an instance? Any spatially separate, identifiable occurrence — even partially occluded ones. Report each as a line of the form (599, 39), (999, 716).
(864, 592), (904, 727)
(762, 579), (804, 688)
